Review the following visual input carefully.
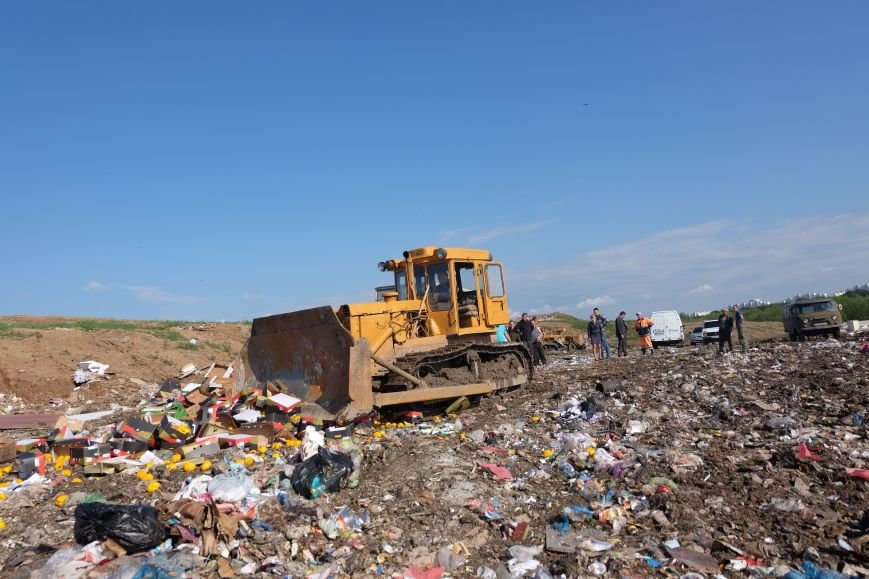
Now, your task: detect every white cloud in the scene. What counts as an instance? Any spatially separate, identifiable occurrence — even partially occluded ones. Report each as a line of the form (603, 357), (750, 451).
(440, 220), (550, 246)
(576, 295), (616, 310)
(689, 284), (714, 294)
(84, 281), (107, 292)
(120, 285), (199, 304)
(508, 213), (869, 312)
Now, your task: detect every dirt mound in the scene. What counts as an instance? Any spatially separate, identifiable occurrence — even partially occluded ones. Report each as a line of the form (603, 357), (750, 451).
(0, 317), (249, 411)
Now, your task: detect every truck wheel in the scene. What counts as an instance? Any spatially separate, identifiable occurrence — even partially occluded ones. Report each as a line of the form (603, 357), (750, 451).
(788, 331), (797, 342)
(832, 328), (840, 339)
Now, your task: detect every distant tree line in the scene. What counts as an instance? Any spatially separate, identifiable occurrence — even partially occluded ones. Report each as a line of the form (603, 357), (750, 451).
(683, 291), (869, 323)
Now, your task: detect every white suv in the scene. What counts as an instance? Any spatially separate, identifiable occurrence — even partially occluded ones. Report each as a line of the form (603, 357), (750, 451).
(701, 319), (720, 343)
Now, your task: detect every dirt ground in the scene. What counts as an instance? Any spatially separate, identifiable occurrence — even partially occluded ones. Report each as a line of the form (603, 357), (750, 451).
(0, 317), (249, 411)
(0, 318), (866, 578)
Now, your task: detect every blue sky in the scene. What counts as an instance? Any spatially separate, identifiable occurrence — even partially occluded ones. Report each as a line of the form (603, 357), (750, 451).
(2, 2), (868, 321)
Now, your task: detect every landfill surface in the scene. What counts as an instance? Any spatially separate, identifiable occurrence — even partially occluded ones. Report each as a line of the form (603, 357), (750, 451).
(0, 339), (867, 578)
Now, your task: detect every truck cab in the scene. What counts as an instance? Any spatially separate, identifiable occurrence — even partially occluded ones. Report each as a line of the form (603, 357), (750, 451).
(783, 298), (843, 341)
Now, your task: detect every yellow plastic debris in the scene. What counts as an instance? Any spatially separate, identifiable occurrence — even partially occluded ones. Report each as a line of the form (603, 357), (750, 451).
(61, 469), (72, 477)
(72, 478), (83, 484)
(137, 471), (154, 481)
(146, 481), (161, 493)
(182, 462), (196, 473)
(0, 519), (6, 531)
(200, 460), (212, 471)
(543, 449), (555, 459)
(243, 456), (255, 468)
(0, 492), (7, 501)
(55, 494), (69, 507)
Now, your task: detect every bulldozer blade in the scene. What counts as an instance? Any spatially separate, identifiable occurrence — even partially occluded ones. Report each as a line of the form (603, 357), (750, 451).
(237, 307), (373, 416)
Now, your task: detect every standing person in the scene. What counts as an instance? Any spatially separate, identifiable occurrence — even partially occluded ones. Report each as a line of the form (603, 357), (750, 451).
(514, 312), (535, 351)
(531, 317), (547, 365)
(595, 308), (612, 359)
(615, 311), (629, 357)
(587, 311), (603, 360)
(718, 308), (734, 354)
(507, 320), (518, 342)
(635, 312), (654, 355)
(733, 304), (747, 353)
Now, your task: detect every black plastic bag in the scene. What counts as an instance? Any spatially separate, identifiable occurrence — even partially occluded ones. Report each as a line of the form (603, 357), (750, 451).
(74, 502), (165, 552)
(291, 447), (354, 499)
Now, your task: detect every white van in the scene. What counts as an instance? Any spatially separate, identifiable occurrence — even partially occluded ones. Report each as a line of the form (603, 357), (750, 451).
(650, 310), (684, 346)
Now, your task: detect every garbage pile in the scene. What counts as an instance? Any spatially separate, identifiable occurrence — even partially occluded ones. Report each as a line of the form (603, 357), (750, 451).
(0, 342), (866, 578)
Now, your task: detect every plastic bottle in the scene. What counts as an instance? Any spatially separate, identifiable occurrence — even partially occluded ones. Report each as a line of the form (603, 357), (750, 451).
(308, 475), (325, 499)
(557, 459), (576, 478)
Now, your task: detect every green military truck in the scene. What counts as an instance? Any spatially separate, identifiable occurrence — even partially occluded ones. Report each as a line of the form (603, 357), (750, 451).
(783, 297), (843, 341)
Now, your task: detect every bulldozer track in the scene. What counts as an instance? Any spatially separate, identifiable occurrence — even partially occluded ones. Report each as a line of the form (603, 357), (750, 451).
(381, 342), (534, 390)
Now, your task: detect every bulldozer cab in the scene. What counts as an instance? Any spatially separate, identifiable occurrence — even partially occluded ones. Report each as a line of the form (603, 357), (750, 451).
(390, 247), (510, 335)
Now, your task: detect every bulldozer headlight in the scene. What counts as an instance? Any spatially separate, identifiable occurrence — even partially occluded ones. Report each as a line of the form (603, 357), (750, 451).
(377, 262), (387, 272)
(434, 247), (448, 260)
(832, 315), (837, 320)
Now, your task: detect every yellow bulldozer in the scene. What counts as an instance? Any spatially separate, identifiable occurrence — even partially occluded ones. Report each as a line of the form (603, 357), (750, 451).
(234, 247), (534, 417)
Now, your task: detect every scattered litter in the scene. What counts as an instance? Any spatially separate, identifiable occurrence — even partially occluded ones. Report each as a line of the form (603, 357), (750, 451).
(0, 339), (865, 577)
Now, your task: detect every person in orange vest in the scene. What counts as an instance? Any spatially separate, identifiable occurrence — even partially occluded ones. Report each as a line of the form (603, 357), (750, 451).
(635, 312), (654, 355)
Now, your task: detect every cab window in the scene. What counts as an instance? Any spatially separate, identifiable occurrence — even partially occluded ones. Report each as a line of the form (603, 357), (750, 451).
(395, 272), (407, 300)
(455, 263), (478, 306)
(395, 265), (428, 300)
(428, 263), (452, 311)
(414, 265), (427, 299)
(485, 264), (505, 297)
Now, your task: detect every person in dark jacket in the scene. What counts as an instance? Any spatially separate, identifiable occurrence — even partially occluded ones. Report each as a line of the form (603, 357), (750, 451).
(718, 308), (734, 354)
(615, 311), (629, 357)
(587, 311), (604, 360)
(513, 313), (534, 345)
